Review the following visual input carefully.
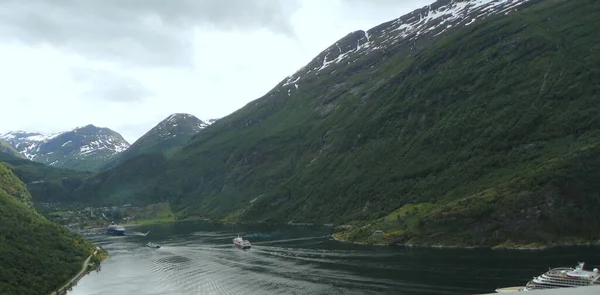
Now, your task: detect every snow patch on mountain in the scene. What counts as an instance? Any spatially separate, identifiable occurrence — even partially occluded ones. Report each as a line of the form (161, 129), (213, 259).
(281, 0), (530, 88)
(152, 113), (208, 140)
(0, 131), (64, 160)
(102, 113), (212, 169)
(0, 126), (130, 170)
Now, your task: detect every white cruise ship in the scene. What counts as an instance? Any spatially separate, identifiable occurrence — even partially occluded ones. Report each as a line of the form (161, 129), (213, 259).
(523, 262), (600, 291)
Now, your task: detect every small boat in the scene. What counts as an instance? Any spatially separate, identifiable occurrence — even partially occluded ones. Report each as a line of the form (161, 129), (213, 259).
(146, 242), (161, 249)
(106, 221), (125, 236)
(233, 235), (251, 249)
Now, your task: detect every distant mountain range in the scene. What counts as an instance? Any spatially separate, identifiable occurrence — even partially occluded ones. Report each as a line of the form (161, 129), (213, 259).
(0, 113), (215, 171)
(0, 125), (129, 171)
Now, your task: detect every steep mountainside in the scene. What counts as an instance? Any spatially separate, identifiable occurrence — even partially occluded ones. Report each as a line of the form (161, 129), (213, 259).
(68, 0), (600, 247)
(0, 151), (93, 204)
(0, 139), (23, 159)
(0, 163), (93, 294)
(103, 113), (208, 169)
(1, 125), (130, 171)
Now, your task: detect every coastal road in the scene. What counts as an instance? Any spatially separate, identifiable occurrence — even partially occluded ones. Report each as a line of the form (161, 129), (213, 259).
(50, 247), (99, 295)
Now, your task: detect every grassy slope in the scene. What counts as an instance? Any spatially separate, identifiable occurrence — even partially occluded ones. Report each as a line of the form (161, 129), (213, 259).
(0, 163), (93, 295)
(72, 0), (600, 247)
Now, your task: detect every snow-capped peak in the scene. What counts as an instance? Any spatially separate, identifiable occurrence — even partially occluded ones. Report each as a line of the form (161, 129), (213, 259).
(0, 125), (130, 170)
(150, 113), (207, 140)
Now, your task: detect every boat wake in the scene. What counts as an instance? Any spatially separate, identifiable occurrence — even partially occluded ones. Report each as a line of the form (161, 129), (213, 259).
(127, 231), (150, 236)
(251, 235), (331, 245)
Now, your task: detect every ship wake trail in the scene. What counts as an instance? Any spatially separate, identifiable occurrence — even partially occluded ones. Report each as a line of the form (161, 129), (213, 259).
(251, 235), (332, 245)
(126, 231), (150, 236)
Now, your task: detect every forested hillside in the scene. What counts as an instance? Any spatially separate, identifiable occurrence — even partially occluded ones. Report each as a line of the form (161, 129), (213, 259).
(164, 0), (600, 247)
(0, 163), (93, 294)
(0, 151), (92, 205)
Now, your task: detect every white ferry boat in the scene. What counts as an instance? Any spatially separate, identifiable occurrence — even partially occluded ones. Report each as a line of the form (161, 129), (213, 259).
(233, 235), (251, 249)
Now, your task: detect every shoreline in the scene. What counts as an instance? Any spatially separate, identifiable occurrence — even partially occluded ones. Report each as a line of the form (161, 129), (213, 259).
(102, 218), (600, 251)
(331, 233), (600, 250)
(50, 246), (106, 295)
(123, 216), (210, 227)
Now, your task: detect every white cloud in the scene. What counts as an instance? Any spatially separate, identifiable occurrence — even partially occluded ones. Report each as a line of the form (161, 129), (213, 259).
(0, 0), (433, 143)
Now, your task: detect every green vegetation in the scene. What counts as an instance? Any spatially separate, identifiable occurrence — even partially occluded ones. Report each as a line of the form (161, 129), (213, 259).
(0, 141), (24, 159)
(0, 151), (91, 205)
(73, 153), (170, 206)
(122, 202), (177, 225)
(0, 163), (94, 295)
(88, 247), (108, 271)
(330, 0), (600, 246)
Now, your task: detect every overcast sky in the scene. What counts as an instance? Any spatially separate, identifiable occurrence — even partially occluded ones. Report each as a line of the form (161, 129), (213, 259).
(0, 0), (432, 143)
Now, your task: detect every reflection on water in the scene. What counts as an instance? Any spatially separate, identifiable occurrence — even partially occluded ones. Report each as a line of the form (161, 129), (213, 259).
(69, 221), (599, 295)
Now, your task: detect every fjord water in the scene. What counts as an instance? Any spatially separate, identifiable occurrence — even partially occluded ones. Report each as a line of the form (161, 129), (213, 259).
(70, 221), (598, 295)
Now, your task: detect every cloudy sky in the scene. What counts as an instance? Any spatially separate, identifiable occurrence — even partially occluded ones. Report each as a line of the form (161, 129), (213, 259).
(0, 0), (432, 143)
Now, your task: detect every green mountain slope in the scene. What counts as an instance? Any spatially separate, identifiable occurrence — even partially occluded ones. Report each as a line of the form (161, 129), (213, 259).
(0, 163), (93, 295)
(74, 0), (599, 247)
(75, 153), (169, 206)
(102, 113), (207, 170)
(0, 151), (92, 206)
(0, 140), (23, 159)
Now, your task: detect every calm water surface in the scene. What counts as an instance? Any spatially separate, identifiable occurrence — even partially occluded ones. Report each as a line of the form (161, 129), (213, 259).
(69, 221), (599, 295)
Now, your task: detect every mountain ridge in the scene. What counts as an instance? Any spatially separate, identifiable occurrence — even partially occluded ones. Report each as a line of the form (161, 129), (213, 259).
(278, 0), (537, 90)
(102, 113), (210, 169)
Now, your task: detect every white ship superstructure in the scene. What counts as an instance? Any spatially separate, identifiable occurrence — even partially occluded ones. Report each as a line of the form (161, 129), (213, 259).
(524, 262), (600, 291)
